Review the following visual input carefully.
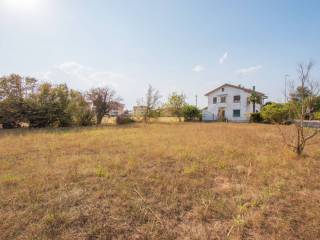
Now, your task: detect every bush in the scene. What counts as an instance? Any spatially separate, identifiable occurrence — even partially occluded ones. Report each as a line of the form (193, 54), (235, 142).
(260, 103), (290, 123)
(314, 112), (320, 120)
(76, 110), (95, 126)
(182, 105), (201, 121)
(116, 115), (135, 125)
(250, 112), (263, 123)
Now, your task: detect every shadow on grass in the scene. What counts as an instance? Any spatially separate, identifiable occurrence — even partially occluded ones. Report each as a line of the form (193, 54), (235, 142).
(0, 123), (141, 136)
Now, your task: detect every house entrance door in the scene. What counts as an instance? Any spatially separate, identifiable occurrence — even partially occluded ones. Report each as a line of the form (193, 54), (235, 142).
(218, 108), (225, 120)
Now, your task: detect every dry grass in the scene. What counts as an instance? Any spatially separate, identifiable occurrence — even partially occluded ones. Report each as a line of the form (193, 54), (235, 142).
(0, 123), (320, 240)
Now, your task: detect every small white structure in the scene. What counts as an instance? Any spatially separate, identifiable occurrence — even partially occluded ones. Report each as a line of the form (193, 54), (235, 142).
(203, 83), (267, 122)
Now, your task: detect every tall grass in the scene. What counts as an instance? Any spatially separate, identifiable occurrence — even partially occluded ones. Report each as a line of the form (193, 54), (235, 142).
(0, 123), (319, 239)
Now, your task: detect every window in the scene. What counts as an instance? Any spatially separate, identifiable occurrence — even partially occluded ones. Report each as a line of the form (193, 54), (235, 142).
(220, 96), (226, 103)
(233, 109), (241, 117)
(221, 87), (225, 92)
(213, 97), (217, 104)
(233, 95), (240, 103)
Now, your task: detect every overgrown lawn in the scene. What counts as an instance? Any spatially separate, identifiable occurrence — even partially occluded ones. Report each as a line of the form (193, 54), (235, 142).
(0, 123), (319, 239)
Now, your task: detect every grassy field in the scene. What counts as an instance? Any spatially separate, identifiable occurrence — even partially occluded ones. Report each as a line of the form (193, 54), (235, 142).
(0, 123), (320, 240)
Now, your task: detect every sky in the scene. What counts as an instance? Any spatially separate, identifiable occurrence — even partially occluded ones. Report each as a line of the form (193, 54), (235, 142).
(0, 0), (320, 109)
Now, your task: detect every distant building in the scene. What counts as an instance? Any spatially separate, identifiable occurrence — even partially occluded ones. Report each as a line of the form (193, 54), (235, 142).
(203, 83), (267, 122)
(87, 100), (125, 116)
(109, 102), (125, 116)
(133, 105), (147, 117)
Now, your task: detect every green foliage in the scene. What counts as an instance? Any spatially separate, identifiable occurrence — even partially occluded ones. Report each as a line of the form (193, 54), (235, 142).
(0, 74), (36, 128)
(183, 162), (199, 175)
(248, 91), (262, 113)
(166, 92), (186, 121)
(182, 105), (201, 121)
(26, 83), (73, 128)
(314, 112), (320, 120)
(314, 96), (320, 112)
(0, 74), (95, 128)
(250, 112), (263, 123)
(260, 103), (290, 123)
(68, 90), (94, 126)
(248, 92), (262, 105)
(96, 165), (108, 178)
(0, 99), (26, 128)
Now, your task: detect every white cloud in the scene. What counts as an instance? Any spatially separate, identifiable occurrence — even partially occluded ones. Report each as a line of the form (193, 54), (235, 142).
(32, 61), (146, 109)
(192, 65), (205, 72)
(219, 52), (228, 64)
(33, 61), (129, 91)
(236, 65), (262, 76)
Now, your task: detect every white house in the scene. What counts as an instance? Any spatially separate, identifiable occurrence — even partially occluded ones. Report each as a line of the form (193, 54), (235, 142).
(202, 83), (267, 122)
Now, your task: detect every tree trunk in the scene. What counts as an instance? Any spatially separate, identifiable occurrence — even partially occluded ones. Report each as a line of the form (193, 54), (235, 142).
(96, 114), (103, 125)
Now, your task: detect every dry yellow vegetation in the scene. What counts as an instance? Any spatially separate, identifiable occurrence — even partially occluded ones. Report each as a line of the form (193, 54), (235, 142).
(0, 123), (320, 239)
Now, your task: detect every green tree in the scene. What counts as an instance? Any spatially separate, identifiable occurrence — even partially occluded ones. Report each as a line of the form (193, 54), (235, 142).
(248, 87), (262, 113)
(26, 83), (72, 127)
(68, 90), (94, 126)
(182, 105), (201, 121)
(166, 92), (186, 121)
(0, 74), (37, 128)
(260, 103), (290, 123)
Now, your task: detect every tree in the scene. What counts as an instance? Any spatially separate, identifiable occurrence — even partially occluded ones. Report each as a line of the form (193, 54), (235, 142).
(248, 87), (262, 113)
(68, 90), (94, 126)
(0, 74), (37, 128)
(289, 86), (313, 102)
(182, 105), (201, 121)
(279, 61), (319, 155)
(166, 92), (186, 121)
(314, 96), (320, 112)
(139, 85), (161, 122)
(260, 103), (290, 123)
(86, 87), (119, 125)
(26, 83), (73, 128)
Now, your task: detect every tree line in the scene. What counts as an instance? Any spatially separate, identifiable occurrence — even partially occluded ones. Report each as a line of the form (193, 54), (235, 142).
(137, 85), (201, 123)
(0, 74), (120, 128)
(0, 74), (201, 129)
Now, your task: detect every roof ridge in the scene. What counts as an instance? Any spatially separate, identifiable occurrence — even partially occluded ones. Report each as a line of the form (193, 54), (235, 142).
(204, 83), (266, 96)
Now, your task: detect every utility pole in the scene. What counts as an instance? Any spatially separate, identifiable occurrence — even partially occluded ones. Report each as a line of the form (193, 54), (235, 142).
(195, 94), (198, 107)
(284, 74), (289, 103)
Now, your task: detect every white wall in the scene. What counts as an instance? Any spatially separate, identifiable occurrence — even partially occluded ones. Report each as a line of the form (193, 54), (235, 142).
(206, 86), (263, 121)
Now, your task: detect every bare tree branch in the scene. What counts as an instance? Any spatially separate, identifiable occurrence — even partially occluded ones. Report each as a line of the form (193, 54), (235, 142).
(282, 61), (320, 155)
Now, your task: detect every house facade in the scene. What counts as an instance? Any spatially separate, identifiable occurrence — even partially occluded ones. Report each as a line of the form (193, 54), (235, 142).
(203, 84), (267, 122)
(109, 102), (125, 116)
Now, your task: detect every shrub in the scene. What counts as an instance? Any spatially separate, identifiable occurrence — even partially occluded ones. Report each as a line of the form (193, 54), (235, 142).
(260, 103), (290, 123)
(75, 109), (95, 126)
(250, 112), (263, 123)
(116, 114), (135, 125)
(68, 90), (95, 126)
(182, 105), (201, 121)
(314, 112), (320, 120)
